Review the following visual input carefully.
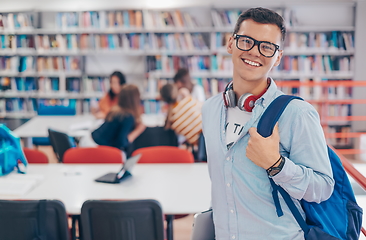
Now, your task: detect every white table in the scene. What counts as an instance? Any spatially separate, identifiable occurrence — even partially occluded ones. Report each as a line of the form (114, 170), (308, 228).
(0, 163), (211, 240)
(13, 113), (166, 147)
(0, 163), (211, 215)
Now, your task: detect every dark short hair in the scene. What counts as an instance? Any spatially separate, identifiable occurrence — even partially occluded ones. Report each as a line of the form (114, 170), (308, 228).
(173, 68), (189, 83)
(110, 71), (126, 85)
(160, 83), (176, 104)
(108, 71), (126, 99)
(233, 7), (286, 42)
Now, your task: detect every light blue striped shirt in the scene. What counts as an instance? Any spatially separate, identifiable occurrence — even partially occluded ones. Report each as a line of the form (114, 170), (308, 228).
(201, 79), (334, 240)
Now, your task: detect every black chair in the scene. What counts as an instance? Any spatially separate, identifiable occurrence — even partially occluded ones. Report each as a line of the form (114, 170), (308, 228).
(0, 199), (70, 240)
(80, 199), (165, 240)
(127, 127), (178, 157)
(48, 128), (76, 162)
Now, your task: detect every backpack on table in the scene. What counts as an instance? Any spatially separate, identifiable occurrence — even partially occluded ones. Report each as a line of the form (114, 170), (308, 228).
(0, 124), (27, 176)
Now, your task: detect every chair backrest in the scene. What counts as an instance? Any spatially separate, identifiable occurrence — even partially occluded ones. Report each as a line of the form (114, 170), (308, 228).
(0, 199), (70, 240)
(63, 146), (123, 164)
(23, 148), (49, 163)
(127, 127), (178, 157)
(48, 128), (75, 162)
(131, 146), (194, 163)
(81, 199), (165, 240)
(38, 105), (76, 116)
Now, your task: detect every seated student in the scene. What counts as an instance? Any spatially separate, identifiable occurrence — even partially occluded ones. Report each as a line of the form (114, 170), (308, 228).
(173, 68), (206, 102)
(80, 84), (146, 157)
(92, 71), (126, 119)
(160, 83), (202, 145)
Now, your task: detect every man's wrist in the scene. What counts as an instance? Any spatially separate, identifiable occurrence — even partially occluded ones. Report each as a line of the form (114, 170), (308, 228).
(266, 156), (285, 177)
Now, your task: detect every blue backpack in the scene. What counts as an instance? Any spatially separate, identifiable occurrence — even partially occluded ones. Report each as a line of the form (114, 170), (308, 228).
(257, 95), (363, 240)
(0, 124), (27, 176)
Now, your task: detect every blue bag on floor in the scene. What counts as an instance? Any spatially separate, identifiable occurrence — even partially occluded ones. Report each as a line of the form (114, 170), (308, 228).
(257, 95), (363, 240)
(0, 124), (27, 176)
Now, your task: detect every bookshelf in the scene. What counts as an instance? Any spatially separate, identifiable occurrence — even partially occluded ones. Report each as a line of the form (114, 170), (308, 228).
(0, 3), (360, 120)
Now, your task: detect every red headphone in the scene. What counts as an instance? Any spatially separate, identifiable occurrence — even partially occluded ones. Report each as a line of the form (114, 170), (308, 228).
(223, 80), (269, 112)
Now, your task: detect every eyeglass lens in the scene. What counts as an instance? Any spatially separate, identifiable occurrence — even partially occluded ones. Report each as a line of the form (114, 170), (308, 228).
(236, 36), (277, 57)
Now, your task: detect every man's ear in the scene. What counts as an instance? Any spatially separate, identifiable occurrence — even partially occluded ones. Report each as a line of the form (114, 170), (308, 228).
(227, 36), (234, 54)
(273, 50), (283, 67)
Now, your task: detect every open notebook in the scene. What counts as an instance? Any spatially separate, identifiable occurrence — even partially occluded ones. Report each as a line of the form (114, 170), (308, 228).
(0, 174), (44, 197)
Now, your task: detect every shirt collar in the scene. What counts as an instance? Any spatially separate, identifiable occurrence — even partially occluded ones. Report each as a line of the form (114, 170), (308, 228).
(257, 77), (279, 108)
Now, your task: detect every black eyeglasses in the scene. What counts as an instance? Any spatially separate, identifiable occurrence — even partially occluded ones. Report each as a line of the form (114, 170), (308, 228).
(234, 34), (280, 58)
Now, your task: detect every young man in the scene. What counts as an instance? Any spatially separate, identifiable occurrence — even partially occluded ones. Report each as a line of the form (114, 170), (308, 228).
(201, 7), (334, 240)
(173, 68), (206, 102)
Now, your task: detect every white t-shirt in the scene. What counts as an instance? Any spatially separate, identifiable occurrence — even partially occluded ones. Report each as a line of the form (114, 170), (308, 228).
(226, 106), (252, 149)
(191, 84), (206, 102)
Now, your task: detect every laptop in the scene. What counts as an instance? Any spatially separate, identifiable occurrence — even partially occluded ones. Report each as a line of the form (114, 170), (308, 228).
(94, 154), (142, 184)
(191, 209), (215, 240)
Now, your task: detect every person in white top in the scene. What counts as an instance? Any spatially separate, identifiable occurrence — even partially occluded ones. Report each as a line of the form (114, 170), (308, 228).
(173, 68), (206, 102)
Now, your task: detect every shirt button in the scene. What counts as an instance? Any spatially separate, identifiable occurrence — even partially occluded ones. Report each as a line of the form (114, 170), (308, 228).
(222, 130), (225, 133)
(230, 209), (234, 213)
(227, 183), (231, 187)
(232, 235), (236, 239)
(226, 157), (230, 161)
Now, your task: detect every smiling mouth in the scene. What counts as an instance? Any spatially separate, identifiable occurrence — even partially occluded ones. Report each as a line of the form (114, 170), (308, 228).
(242, 59), (262, 67)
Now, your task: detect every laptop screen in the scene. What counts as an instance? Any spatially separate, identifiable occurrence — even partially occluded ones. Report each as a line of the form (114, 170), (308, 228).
(116, 154), (142, 179)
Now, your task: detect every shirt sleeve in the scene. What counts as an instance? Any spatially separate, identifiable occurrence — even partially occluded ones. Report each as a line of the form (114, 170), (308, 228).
(271, 105), (335, 203)
(98, 95), (112, 115)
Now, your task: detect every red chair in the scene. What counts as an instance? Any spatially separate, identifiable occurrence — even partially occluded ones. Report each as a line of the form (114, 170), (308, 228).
(131, 146), (194, 163)
(23, 148), (49, 164)
(63, 146), (123, 164)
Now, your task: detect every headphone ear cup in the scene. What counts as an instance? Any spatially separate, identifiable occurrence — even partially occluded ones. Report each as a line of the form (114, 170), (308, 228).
(238, 93), (257, 112)
(226, 89), (236, 108)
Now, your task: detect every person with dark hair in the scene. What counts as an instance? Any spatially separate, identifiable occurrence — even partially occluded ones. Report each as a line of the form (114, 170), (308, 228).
(201, 7), (334, 239)
(160, 83), (202, 145)
(80, 84), (146, 158)
(92, 71), (126, 119)
(173, 68), (206, 102)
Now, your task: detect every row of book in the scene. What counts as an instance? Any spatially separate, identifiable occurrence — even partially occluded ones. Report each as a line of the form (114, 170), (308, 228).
(0, 76), (87, 93)
(0, 77), (37, 91)
(1, 98), (165, 116)
(273, 55), (353, 74)
(0, 56), (34, 73)
(0, 13), (34, 31)
(0, 56), (82, 73)
(146, 55), (210, 73)
(0, 35), (35, 49)
(84, 77), (110, 94)
(37, 56), (80, 72)
(277, 79), (353, 101)
(286, 32), (354, 51)
(56, 10), (144, 29)
(211, 8), (287, 28)
(144, 10), (200, 29)
(34, 33), (210, 52)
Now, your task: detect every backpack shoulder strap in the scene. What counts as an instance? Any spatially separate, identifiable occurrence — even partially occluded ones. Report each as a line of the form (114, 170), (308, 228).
(257, 95), (303, 138)
(257, 95), (310, 234)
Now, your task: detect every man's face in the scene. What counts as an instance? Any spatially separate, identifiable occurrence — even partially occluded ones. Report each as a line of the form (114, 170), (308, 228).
(227, 19), (283, 84)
